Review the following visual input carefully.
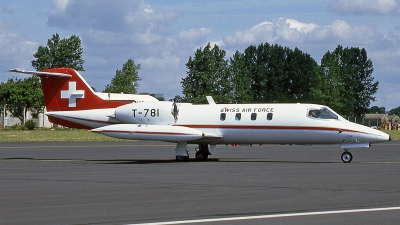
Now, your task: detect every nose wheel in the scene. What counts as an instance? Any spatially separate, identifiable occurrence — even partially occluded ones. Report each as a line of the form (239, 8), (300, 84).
(341, 151), (353, 163)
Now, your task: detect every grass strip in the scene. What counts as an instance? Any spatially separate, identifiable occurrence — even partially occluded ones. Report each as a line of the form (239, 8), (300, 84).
(0, 129), (129, 142)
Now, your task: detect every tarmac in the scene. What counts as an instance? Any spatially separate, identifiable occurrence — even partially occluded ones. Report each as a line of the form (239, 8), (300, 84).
(1, 141), (400, 225)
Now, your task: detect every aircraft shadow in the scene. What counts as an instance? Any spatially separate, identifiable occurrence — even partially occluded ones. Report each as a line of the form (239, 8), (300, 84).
(2, 157), (340, 164)
(93, 158), (221, 164)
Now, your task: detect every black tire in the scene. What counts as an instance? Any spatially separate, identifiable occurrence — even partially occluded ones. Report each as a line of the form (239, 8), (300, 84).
(176, 155), (189, 161)
(195, 151), (209, 161)
(341, 151), (353, 163)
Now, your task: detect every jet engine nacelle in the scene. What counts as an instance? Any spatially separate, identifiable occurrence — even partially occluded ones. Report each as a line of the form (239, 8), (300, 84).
(114, 101), (178, 125)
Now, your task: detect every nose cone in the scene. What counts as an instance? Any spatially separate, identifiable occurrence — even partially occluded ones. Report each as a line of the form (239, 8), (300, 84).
(373, 129), (391, 142)
(374, 130), (391, 143)
(348, 122), (391, 143)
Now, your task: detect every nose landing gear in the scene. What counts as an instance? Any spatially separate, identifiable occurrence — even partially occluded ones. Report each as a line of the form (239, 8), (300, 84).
(341, 150), (353, 163)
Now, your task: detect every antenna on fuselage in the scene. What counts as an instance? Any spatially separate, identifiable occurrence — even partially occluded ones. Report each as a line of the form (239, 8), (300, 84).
(206, 96), (216, 105)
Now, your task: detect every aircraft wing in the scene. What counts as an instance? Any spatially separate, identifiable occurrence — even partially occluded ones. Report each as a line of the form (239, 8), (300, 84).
(201, 132), (223, 139)
(8, 68), (72, 78)
(91, 124), (211, 142)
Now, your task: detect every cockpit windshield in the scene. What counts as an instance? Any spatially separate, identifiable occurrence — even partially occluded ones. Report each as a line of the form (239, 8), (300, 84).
(308, 108), (338, 120)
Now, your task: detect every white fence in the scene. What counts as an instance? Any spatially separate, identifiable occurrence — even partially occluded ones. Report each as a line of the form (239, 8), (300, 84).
(1, 108), (53, 128)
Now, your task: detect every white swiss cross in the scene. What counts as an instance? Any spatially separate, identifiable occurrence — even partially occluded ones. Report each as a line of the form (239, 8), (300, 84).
(60, 81), (85, 107)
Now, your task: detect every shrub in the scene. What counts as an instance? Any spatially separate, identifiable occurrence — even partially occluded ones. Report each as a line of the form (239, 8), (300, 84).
(25, 119), (36, 130)
(10, 123), (22, 130)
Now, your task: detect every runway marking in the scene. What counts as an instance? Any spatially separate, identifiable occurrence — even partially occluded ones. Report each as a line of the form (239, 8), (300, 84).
(131, 206), (400, 225)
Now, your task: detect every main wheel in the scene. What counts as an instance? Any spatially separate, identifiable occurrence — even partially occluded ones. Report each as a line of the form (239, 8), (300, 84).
(195, 151), (209, 161)
(176, 155), (189, 161)
(341, 151), (353, 163)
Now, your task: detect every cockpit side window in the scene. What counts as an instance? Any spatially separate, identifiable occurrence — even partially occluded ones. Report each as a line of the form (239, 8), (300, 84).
(308, 108), (338, 120)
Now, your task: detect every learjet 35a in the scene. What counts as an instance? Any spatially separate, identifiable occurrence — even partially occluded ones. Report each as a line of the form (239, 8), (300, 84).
(8, 68), (391, 163)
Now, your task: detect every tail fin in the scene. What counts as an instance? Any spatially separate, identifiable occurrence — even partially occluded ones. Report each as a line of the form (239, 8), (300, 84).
(8, 67), (126, 111)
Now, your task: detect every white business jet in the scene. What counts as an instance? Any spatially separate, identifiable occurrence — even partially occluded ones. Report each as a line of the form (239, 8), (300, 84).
(8, 68), (391, 163)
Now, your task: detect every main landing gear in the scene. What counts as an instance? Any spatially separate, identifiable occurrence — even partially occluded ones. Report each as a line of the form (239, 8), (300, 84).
(175, 142), (211, 161)
(176, 155), (189, 161)
(175, 142), (189, 161)
(195, 144), (211, 161)
(341, 150), (353, 163)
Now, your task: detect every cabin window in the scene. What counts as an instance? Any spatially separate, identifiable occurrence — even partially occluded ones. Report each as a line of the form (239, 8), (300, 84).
(251, 113), (257, 121)
(220, 113), (226, 121)
(235, 113), (241, 121)
(308, 108), (338, 120)
(267, 113), (273, 120)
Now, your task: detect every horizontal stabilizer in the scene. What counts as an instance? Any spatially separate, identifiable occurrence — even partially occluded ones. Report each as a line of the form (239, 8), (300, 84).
(8, 68), (72, 78)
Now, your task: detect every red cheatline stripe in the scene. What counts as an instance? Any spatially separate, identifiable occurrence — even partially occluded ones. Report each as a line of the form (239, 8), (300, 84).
(180, 124), (337, 130)
(50, 116), (371, 135)
(175, 124), (367, 134)
(93, 130), (195, 136)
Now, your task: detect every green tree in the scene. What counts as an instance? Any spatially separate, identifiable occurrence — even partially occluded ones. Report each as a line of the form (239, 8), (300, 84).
(321, 45), (378, 117)
(104, 59), (141, 94)
(181, 43), (232, 104)
(318, 49), (345, 112)
(32, 33), (84, 71)
(229, 51), (252, 103)
(369, 106), (386, 114)
(388, 106), (400, 116)
(0, 76), (44, 124)
(171, 95), (184, 103)
(240, 43), (320, 103)
(282, 47), (319, 103)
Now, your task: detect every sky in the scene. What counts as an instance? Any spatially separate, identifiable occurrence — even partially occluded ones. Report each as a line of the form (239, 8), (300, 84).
(1, 0), (400, 110)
